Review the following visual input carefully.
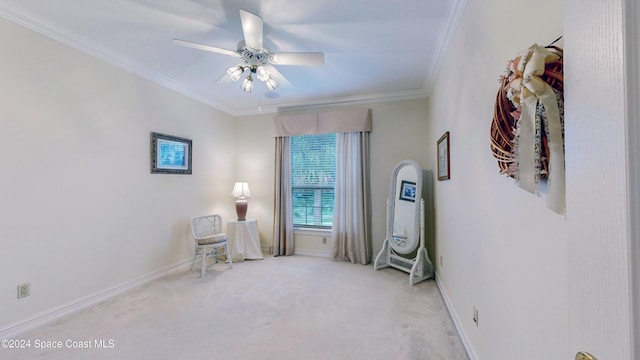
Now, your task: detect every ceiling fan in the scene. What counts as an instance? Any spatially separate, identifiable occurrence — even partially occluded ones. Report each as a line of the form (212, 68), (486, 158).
(174, 10), (325, 93)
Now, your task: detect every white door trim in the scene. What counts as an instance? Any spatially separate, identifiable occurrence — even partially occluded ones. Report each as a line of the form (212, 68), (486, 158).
(625, 0), (640, 356)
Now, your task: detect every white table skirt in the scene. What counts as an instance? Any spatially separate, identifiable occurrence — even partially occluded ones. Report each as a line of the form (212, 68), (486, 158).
(227, 219), (264, 261)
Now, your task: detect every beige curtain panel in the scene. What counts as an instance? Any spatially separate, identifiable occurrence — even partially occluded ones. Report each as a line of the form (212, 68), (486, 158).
(272, 137), (294, 256)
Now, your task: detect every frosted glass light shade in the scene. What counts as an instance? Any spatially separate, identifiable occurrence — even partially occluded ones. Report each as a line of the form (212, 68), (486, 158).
(226, 65), (244, 81)
(241, 75), (253, 92)
(256, 66), (270, 81)
(265, 77), (278, 91)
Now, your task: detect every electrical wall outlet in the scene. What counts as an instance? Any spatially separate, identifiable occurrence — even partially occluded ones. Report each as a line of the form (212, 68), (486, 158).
(322, 237), (327, 244)
(473, 306), (479, 327)
(17, 283), (30, 299)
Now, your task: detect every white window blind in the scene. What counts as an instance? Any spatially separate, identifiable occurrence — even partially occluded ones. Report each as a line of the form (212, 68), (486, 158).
(290, 133), (336, 227)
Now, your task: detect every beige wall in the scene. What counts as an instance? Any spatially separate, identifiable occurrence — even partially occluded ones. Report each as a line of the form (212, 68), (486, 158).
(5, 2), (625, 358)
(427, 0), (568, 358)
(0, 18), (236, 329)
(233, 113), (275, 249)
(0, 13), (433, 333)
(235, 99), (431, 258)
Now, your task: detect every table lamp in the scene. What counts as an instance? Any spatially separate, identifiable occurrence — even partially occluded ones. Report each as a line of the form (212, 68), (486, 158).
(231, 181), (252, 221)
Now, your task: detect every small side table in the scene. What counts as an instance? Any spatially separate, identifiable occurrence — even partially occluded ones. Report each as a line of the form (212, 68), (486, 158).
(227, 219), (264, 262)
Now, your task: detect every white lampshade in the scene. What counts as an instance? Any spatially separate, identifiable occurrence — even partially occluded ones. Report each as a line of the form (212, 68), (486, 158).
(231, 182), (252, 199)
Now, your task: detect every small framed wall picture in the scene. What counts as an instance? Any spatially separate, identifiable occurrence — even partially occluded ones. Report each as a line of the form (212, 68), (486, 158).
(150, 132), (192, 174)
(437, 131), (450, 180)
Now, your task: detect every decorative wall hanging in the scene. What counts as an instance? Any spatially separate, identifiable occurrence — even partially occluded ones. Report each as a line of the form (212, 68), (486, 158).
(490, 42), (565, 214)
(437, 131), (450, 181)
(150, 132), (192, 174)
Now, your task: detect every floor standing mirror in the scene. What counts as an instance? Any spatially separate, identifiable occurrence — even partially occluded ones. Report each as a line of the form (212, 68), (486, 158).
(374, 159), (434, 286)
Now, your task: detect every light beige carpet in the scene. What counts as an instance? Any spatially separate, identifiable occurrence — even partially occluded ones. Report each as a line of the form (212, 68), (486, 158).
(4, 255), (469, 360)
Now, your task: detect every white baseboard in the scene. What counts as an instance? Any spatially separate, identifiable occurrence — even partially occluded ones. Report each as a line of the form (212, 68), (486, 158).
(261, 244), (271, 255)
(0, 259), (192, 339)
(435, 273), (479, 360)
(294, 248), (331, 258)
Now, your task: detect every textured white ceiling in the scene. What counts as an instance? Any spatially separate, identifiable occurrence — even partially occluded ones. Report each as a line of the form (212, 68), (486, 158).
(0, 0), (466, 116)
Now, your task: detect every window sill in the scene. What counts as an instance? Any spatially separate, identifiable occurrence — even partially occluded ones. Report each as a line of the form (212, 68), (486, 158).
(294, 227), (332, 236)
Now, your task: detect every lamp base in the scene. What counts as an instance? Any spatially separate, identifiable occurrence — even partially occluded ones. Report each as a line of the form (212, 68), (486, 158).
(235, 200), (248, 221)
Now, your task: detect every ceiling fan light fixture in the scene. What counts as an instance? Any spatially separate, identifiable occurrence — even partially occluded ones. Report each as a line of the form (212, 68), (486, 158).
(226, 65), (244, 81)
(265, 77), (278, 92)
(241, 74), (253, 92)
(174, 10), (325, 95)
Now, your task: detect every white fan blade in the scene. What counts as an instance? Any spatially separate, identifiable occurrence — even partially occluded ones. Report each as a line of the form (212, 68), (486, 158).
(271, 52), (325, 66)
(264, 64), (293, 88)
(173, 39), (240, 58)
(239, 10), (263, 50)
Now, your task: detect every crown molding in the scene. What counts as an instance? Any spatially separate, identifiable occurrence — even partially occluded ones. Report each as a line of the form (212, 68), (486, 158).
(229, 86), (429, 116)
(273, 88), (427, 115)
(0, 0), (237, 115)
(0, 0), (458, 118)
(422, 0), (468, 95)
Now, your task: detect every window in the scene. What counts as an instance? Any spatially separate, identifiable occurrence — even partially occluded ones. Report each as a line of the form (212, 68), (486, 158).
(290, 133), (336, 228)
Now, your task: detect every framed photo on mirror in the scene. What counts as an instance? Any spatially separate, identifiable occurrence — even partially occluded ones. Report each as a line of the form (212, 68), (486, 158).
(399, 180), (417, 202)
(150, 132), (192, 174)
(437, 131), (450, 180)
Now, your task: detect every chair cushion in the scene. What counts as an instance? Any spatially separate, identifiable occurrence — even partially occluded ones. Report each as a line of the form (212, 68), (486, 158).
(196, 233), (228, 245)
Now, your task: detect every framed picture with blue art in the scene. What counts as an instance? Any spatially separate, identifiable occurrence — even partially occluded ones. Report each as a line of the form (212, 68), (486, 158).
(150, 132), (192, 174)
(399, 180), (416, 202)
